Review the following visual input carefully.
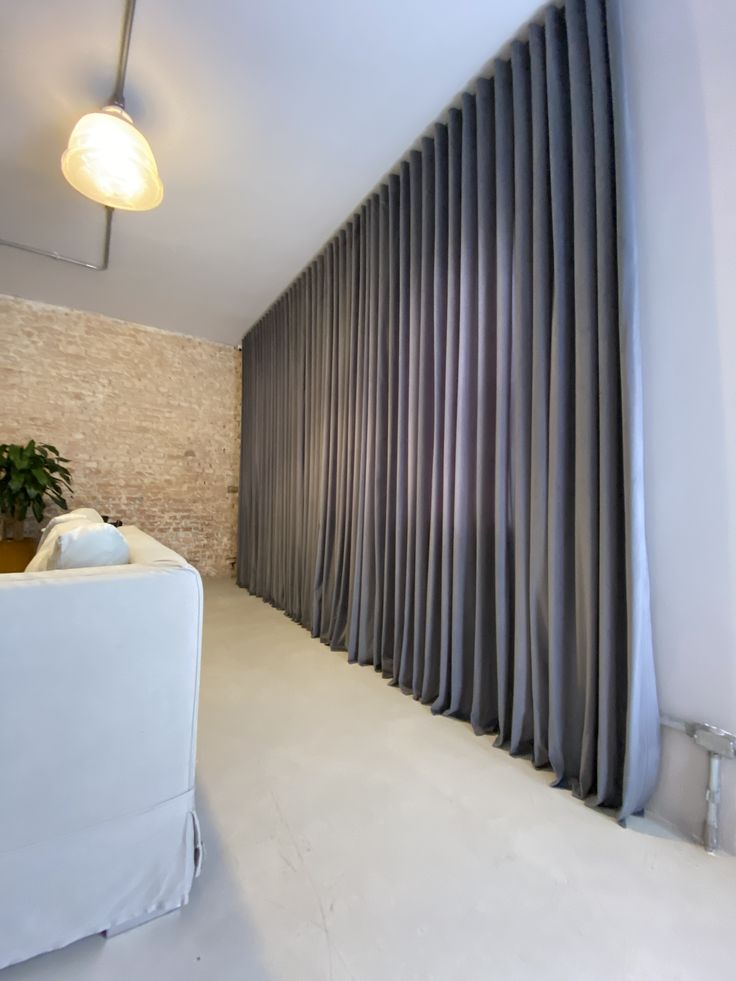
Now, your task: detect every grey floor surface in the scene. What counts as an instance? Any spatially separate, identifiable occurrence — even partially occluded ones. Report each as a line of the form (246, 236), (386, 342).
(4, 577), (734, 981)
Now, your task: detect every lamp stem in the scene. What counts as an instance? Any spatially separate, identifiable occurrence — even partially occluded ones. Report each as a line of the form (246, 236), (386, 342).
(110, 0), (137, 108)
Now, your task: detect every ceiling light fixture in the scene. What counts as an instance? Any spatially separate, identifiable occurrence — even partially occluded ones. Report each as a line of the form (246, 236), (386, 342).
(61, 0), (163, 212)
(0, 0), (160, 270)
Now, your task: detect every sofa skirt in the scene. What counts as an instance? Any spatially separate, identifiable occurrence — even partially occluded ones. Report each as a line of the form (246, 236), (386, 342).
(0, 789), (201, 970)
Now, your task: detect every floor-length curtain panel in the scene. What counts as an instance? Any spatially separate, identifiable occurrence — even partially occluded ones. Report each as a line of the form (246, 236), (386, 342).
(237, 0), (659, 818)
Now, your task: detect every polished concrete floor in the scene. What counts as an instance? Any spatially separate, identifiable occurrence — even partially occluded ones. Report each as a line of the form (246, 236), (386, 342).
(5, 578), (734, 980)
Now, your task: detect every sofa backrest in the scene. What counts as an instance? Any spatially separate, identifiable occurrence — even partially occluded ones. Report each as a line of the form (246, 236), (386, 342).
(119, 525), (189, 567)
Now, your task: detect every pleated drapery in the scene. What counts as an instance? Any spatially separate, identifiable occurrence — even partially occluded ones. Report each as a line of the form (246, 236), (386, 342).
(238, 0), (660, 818)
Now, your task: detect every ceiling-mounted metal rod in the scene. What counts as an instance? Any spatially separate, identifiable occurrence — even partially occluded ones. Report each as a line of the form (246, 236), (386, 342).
(0, 207), (114, 271)
(110, 0), (137, 108)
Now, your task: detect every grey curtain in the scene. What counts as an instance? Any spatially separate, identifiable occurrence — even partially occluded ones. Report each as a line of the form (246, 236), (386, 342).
(238, 0), (660, 818)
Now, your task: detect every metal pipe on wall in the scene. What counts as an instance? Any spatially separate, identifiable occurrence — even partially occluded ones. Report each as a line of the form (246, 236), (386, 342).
(661, 715), (736, 854)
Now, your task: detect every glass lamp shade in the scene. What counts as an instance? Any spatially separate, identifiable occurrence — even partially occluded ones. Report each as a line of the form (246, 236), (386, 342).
(61, 105), (163, 211)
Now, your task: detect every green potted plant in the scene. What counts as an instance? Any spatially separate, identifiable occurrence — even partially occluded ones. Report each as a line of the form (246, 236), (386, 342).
(0, 441), (73, 541)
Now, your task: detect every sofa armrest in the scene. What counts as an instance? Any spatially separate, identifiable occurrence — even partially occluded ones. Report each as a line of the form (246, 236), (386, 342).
(0, 563), (203, 853)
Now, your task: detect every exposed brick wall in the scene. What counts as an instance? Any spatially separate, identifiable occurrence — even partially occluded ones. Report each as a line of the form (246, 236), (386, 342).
(0, 293), (241, 576)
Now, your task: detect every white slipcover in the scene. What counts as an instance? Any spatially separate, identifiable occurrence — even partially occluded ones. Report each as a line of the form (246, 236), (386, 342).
(0, 526), (203, 969)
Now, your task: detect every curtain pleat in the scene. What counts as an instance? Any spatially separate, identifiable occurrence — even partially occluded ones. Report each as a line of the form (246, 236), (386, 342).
(237, 0), (659, 818)
(410, 138), (436, 697)
(472, 77), (498, 737)
(528, 23), (552, 768)
(435, 107), (462, 716)
(493, 59), (514, 747)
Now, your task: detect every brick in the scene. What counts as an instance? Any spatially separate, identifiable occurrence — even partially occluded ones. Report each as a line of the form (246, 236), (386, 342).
(0, 293), (241, 576)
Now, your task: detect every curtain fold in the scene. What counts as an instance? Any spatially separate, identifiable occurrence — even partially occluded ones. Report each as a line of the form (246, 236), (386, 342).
(238, 0), (659, 818)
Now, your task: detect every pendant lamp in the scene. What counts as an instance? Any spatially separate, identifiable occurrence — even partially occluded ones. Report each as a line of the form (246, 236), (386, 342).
(0, 0), (161, 268)
(62, 0), (163, 212)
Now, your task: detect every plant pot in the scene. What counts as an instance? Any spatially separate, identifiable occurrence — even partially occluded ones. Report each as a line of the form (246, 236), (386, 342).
(1, 514), (26, 541)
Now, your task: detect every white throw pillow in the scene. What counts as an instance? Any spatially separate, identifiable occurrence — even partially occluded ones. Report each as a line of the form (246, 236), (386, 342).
(26, 521), (129, 572)
(27, 516), (96, 571)
(48, 522), (130, 570)
(37, 508), (103, 549)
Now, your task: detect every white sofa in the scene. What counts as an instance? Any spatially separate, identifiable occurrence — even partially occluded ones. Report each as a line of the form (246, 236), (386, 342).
(0, 526), (204, 969)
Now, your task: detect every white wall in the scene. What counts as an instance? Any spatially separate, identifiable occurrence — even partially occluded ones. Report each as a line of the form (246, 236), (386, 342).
(621, 0), (736, 851)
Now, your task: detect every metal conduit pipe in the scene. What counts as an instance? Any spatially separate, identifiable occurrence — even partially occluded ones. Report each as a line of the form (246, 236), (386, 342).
(660, 715), (736, 854)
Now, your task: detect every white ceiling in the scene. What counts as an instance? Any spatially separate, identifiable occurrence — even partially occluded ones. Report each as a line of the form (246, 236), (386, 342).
(0, 0), (542, 345)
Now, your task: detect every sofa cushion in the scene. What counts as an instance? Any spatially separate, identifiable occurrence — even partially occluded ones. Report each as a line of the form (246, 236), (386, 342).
(27, 521), (129, 572)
